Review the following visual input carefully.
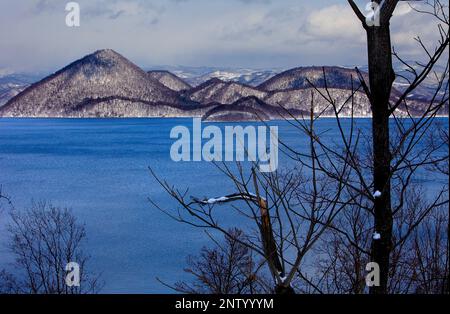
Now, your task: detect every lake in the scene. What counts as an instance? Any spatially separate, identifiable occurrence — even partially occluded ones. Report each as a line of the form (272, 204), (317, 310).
(0, 118), (447, 293)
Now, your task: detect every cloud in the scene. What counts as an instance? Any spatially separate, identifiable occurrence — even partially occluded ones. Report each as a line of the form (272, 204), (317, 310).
(84, 0), (164, 21)
(31, 0), (165, 21)
(33, 0), (60, 12)
(302, 4), (364, 42)
(393, 2), (413, 16)
(0, 0), (446, 71)
(390, 2), (448, 60)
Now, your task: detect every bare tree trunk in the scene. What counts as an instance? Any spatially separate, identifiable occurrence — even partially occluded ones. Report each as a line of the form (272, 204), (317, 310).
(366, 24), (395, 295)
(347, 0), (399, 294)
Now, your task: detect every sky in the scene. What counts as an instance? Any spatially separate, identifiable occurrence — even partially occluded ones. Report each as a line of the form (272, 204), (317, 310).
(0, 0), (447, 72)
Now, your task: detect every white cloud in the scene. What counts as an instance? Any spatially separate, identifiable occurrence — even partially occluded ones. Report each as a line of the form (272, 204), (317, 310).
(393, 2), (413, 16)
(390, 2), (448, 60)
(303, 5), (364, 42)
(0, 0), (446, 71)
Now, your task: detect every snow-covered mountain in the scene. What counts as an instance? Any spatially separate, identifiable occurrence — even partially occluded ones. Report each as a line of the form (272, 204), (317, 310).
(258, 66), (370, 91)
(0, 73), (44, 107)
(147, 70), (191, 92)
(0, 50), (196, 117)
(393, 63), (448, 102)
(0, 50), (446, 119)
(184, 78), (266, 104)
(147, 65), (280, 87)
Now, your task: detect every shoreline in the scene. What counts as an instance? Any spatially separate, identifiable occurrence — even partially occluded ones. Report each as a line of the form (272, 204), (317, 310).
(0, 115), (448, 121)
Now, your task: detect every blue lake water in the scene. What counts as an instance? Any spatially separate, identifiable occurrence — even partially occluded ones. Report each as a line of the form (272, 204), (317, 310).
(0, 118), (447, 293)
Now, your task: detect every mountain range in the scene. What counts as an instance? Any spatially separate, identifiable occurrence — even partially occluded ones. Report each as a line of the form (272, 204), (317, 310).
(0, 49), (447, 120)
(0, 73), (44, 107)
(146, 65), (280, 87)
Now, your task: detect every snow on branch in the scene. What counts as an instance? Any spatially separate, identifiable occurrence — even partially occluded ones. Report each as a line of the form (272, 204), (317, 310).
(192, 192), (265, 205)
(373, 190), (382, 198)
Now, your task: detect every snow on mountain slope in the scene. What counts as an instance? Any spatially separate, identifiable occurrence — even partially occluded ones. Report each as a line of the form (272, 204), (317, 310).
(0, 50), (188, 117)
(147, 70), (191, 92)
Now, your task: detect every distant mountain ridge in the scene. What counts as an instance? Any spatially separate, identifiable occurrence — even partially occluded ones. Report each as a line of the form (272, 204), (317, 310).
(184, 78), (267, 105)
(0, 73), (44, 106)
(0, 49), (447, 120)
(147, 70), (192, 92)
(258, 66), (370, 91)
(147, 65), (280, 87)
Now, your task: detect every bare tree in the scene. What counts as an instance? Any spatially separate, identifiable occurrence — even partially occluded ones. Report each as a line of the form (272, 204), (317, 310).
(346, 0), (449, 293)
(310, 201), (372, 294)
(0, 186), (14, 214)
(151, 108), (353, 294)
(162, 229), (269, 294)
(151, 0), (448, 295)
(308, 186), (448, 294)
(0, 202), (102, 294)
(408, 208), (449, 293)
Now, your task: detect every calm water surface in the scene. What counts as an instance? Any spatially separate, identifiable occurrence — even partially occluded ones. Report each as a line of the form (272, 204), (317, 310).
(0, 118), (447, 292)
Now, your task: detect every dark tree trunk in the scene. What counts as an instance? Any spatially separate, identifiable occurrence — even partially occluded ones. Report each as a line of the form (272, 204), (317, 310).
(366, 24), (395, 294)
